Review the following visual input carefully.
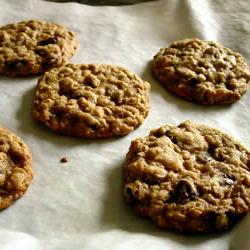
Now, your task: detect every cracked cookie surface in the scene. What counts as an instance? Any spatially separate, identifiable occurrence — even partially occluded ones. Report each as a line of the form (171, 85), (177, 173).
(0, 126), (33, 210)
(122, 120), (250, 233)
(0, 20), (77, 76)
(33, 64), (151, 138)
(152, 38), (250, 105)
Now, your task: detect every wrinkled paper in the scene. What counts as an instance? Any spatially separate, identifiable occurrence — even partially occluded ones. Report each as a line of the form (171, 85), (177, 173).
(0, 0), (250, 249)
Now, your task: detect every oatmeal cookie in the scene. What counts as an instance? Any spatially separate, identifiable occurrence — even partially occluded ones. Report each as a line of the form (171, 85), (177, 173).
(0, 20), (77, 76)
(123, 120), (250, 233)
(0, 126), (33, 210)
(33, 64), (151, 138)
(152, 38), (250, 105)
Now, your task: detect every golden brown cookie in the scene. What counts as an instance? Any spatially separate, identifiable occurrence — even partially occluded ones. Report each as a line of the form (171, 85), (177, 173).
(0, 20), (77, 76)
(0, 126), (33, 210)
(123, 120), (250, 233)
(33, 64), (151, 138)
(152, 38), (250, 105)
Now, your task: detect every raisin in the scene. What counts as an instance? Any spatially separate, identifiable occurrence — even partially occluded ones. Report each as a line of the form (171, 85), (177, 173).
(38, 37), (58, 46)
(205, 211), (218, 230)
(205, 212), (231, 230)
(6, 59), (28, 71)
(165, 131), (178, 145)
(226, 212), (240, 225)
(70, 117), (79, 126)
(34, 48), (46, 56)
(50, 107), (64, 120)
(171, 180), (198, 202)
(42, 59), (56, 70)
(208, 144), (216, 155)
(89, 124), (98, 131)
(189, 78), (198, 87)
(0, 33), (3, 46)
(153, 131), (163, 138)
(125, 187), (137, 205)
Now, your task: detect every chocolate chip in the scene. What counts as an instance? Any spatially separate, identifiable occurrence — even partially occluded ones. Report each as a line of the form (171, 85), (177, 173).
(6, 59), (28, 71)
(38, 37), (58, 46)
(171, 180), (199, 202)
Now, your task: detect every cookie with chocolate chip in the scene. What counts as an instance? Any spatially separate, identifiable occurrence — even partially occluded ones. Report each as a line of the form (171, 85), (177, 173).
(152, 38), (250, 105)
(0, 20), (77, 76)
(33, 64), (151, 138)
(122, 120), (250, 233)
(0, 126), (33, 210)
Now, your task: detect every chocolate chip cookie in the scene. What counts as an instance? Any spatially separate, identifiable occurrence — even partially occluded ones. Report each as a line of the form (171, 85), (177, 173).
(152, 38), (250, 105)
(0, 126), (33, 210)
(0, 20), (77, 76)
(123, 120), (250, 233)
(33, 64), (151, 138)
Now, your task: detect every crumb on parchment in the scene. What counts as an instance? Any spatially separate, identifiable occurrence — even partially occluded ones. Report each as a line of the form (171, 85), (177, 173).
(60, 156), (69, 163)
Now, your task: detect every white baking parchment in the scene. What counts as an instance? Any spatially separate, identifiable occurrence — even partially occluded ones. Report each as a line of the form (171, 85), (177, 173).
(0, 0), (250, 249)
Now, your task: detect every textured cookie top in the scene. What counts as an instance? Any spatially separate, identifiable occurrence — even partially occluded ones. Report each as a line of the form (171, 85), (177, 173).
(0, 20), (77, 76)
(123, 120), (250, 233)
(0, 127), (33, 210)
(152, 38), (250, 105)
(33, 64), (151, 138)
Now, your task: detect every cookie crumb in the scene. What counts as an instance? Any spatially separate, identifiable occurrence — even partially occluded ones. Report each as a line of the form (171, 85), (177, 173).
(60, 157), (68, 163)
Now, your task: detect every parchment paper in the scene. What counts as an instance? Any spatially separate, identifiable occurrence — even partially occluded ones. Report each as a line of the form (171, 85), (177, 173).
(0, 0), (250, 249)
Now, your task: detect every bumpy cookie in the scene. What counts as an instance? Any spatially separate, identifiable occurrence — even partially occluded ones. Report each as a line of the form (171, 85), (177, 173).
(0, 20), (77, 76)
(33, 64), (151, 138)
(152, 38), (250, 105)
(0, 126), (33, 210)
(123, 120), (250, 233)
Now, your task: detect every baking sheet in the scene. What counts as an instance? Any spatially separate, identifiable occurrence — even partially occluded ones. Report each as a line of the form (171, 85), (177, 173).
(0, 0), (250, 249)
